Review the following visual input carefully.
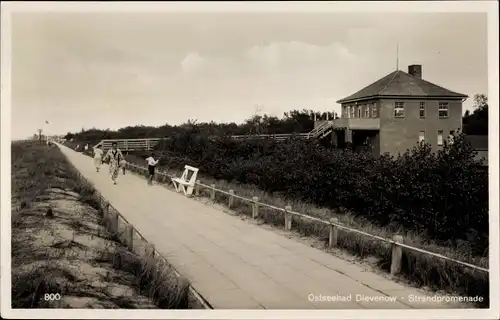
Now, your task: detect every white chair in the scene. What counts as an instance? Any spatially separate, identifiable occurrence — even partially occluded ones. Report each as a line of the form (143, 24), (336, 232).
(171, 165), (199, 196)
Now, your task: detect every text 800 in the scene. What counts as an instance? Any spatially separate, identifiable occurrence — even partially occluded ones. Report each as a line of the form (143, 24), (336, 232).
(43, 293), (61, 301)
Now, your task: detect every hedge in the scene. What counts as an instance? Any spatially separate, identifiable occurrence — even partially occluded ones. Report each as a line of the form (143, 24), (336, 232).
(154, 132), (489, 255)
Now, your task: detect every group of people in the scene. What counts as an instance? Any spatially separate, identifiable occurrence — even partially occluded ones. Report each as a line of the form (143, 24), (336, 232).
(92, 142), (161, 186)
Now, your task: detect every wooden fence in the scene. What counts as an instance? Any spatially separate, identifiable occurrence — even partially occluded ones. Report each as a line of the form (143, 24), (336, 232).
(60, 141), (489, 278)
(125, 162), (489, 275)
(69, 166), (213, 309)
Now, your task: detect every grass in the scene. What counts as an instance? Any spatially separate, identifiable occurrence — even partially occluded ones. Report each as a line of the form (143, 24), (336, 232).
(11, 140), (199, 309)
(119, 152), (489, 308)
(65, 140), (490, 307)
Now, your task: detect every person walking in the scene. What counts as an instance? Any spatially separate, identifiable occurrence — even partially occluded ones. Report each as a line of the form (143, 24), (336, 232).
(119, 157), (127, 175)
(145, 153), (160, 185)
(93, 145), (104, 172)
(103, 142), (124, 185)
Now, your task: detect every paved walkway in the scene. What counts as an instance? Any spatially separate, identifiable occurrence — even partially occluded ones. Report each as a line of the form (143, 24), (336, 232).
(58, 144), (457, 309)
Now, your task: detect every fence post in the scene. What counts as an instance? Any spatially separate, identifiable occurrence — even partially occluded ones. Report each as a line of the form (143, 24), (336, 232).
(390, 234), (404, 276)
(228, 190), (234, 208)
(210, 184), (216, 201)
(329, 218), (339, 248)
(102, 201), (110, 227)
(145, 243), (155, 259)
(125, 224), (134, 251)
(194, 180), (201, 196)
(110, 211), (118, 235)
(284, 205), (292, 231)
(252, 197), (259, 219)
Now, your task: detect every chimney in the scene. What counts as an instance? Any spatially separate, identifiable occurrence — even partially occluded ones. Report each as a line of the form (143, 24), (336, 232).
(408, 65), (422, 79)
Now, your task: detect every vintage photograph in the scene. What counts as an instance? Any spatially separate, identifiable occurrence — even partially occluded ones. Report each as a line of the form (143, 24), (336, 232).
(1, 1), (497, 318)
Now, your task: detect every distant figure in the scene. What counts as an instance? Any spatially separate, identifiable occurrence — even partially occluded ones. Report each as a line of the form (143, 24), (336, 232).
(145, 153), (160, 185)
(84, 144), (89, 151)
(76, 144), (80, 151)
(103, 142), (124, 185)
(119, 157), (127, 175)
(93, 145), (104, 172)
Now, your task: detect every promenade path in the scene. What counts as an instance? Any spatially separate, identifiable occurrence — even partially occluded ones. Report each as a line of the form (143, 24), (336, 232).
(58, 144), (458, 309)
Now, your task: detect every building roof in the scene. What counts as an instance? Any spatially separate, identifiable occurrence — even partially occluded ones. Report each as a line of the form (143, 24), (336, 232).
(464, 135), (488, 151)
(336, 70), (468, 104)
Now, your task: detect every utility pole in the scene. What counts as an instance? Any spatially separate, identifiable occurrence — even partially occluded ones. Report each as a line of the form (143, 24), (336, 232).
(38, 129), (42, 141)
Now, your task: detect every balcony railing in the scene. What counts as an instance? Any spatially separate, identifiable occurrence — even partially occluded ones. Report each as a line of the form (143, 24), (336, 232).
(332, 118), (380, 130)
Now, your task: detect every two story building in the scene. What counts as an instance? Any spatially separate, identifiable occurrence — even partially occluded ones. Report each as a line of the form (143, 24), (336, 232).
(326, 64), (468, 156)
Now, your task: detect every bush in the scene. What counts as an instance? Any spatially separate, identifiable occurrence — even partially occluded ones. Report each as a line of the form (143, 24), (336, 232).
(154, 131), (488, 254)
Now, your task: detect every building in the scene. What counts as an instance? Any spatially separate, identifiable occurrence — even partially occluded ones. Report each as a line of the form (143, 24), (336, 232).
(319, 64), (469, 156)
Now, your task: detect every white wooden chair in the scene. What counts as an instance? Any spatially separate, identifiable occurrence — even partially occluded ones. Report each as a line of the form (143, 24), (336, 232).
(171, 165), (199, 196)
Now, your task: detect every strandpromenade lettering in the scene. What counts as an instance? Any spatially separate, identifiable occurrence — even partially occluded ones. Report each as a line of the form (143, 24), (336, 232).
(307, 293), (484, 304)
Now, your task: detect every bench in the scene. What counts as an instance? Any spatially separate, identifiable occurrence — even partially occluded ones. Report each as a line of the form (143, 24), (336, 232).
(171, 165), (199, 196)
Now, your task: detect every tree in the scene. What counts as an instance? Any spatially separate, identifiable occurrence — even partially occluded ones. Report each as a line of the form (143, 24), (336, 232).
(463, 94), (488, 135)
(473, 94), (488, 111)
(64, 132), (75, 140)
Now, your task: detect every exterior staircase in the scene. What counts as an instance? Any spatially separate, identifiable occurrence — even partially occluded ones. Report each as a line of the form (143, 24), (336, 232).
(307, 121), (333, 139)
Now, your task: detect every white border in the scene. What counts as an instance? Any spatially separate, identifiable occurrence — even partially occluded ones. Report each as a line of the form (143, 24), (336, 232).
(1, 1), (498, 319)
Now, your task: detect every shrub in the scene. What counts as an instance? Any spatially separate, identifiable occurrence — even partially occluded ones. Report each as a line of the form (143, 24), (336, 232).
(154, 131), (488, 254)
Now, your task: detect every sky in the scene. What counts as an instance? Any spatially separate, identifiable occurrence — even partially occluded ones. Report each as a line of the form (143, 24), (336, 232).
(9, 10), (488, 140)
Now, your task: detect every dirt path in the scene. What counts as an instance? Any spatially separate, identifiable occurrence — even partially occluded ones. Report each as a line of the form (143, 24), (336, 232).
(57, 143), (463, 309)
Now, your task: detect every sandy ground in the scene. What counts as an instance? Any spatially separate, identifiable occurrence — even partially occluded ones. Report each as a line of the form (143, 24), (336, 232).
(11, 186), (159, 309)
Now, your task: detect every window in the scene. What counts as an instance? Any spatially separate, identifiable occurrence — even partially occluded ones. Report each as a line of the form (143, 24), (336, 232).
(342, 106), (348, 118)
(357, 106), (361, 118)
(438, 102), (449, 118)
(394, 101), (405, 118)
(350, 106), (355, 119)
(372, 104), (378, 118)
(437, 130), (444, 146)
(419, 131), (425, 143)
(364, 105), (370, 118)
(419, 102), (426, 118)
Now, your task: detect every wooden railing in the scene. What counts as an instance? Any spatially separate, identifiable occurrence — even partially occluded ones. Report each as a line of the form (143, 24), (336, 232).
(96, 138), (163, 152)
(93, 125), (336, 152)
(230, 133), (311, 141)
(123, 161), (489, 275)
(308, 121), (333, 138)
(62, 143), (490, 276)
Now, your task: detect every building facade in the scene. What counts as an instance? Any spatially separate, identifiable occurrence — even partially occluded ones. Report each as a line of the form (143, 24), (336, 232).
(327, 64), (468, 156)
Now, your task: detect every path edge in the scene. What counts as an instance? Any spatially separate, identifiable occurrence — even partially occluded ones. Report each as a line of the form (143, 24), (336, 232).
(55, 143), (214, 310)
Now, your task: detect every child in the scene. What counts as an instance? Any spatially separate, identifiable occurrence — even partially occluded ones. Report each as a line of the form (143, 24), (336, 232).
(119, 158), (127, 175)
(93, 145), (104, 172)
(145, 153), (160, 185)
